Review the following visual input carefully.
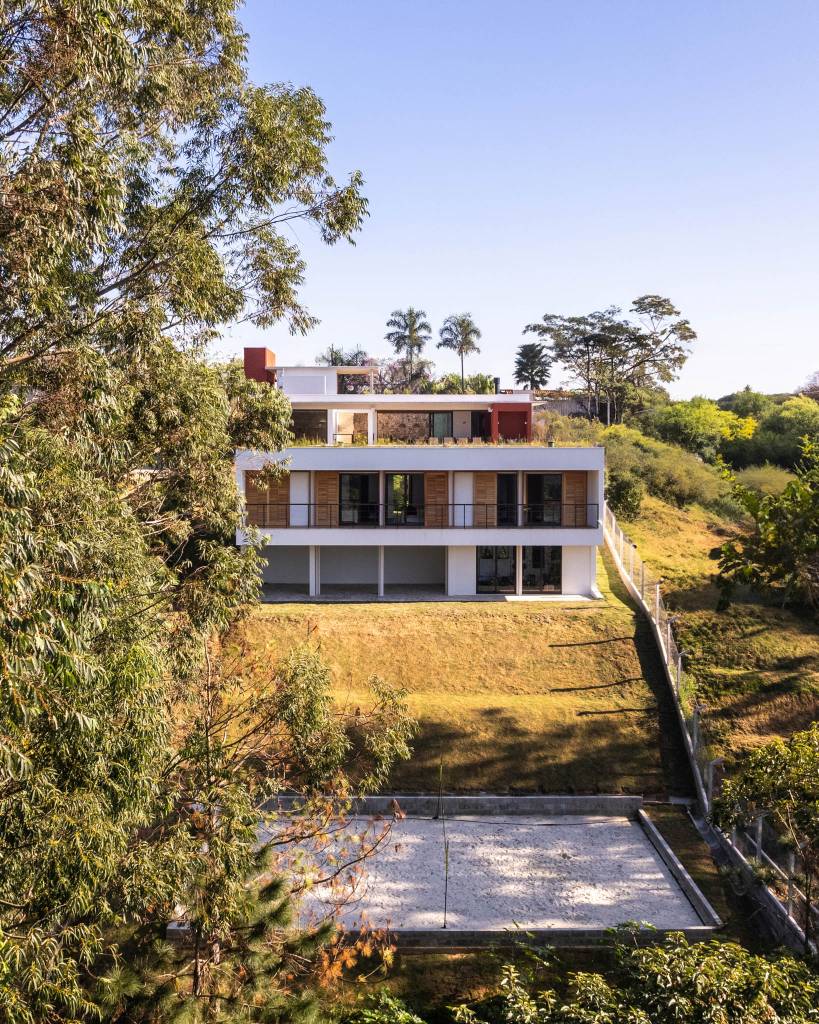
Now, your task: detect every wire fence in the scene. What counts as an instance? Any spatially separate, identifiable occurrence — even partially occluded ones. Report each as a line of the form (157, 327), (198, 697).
(603, 502), (817, 948)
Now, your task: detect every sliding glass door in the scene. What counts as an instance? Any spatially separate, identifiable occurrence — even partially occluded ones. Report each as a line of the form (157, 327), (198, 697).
(339, 473), (379, 525)
(522, 546), (562, 593)
(385, 473), (425, 526)
(476, 546), (516, 593)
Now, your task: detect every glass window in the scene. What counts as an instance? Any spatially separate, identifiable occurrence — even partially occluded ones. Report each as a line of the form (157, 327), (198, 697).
(386, 473), (425, 525)
(525, 473), (562, 525)
(339, 473), (379, 525)
(291, 408), (327, 442)
(497, 473), (518, 526)
(522, 547), (562, 593)
(430, 411), (453, 438)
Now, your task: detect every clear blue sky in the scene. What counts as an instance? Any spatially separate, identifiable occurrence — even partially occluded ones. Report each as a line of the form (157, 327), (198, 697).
(221, 1), (819, 398)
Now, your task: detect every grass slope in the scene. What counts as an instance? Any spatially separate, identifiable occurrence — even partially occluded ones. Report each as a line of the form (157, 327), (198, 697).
(624, 495), (819, 762)
(238, 554), (691, 796)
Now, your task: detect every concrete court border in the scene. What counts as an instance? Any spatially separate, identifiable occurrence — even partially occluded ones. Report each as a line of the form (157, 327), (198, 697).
(270, 794), (723, 949)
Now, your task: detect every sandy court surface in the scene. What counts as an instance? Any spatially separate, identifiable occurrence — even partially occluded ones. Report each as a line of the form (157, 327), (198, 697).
(299, 814), (702, 932)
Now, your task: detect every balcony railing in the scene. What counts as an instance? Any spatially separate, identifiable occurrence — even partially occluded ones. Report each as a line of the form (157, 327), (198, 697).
(244, 502), (599, 529)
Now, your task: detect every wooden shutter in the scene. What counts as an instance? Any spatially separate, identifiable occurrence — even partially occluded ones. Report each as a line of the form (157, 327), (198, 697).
(424, 472), (448, 527)
(314, 472), (339, 527)
(563, 471), (588, 527)
(245, 471), (290, 527)
(473, 472), (497, 528)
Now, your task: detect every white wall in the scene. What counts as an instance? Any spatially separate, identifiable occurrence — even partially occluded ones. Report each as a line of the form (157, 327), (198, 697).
(562, 545), (597, 596)
(452, 471), (474, 527)
(290, 471), (309, 526)
(261, 545), (309, 585)
(384, 546), (445, 585)
(447, 545), (476, 595)
(320, 545), (378, 585)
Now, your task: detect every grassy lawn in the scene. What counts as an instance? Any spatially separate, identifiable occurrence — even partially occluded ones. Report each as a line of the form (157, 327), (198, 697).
(625, 496), (819, 763)
(236, 553), (691, 797)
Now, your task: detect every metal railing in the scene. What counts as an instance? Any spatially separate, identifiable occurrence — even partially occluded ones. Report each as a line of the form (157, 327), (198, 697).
(603, 502), (818, 952)
(244, 502), (600, 529)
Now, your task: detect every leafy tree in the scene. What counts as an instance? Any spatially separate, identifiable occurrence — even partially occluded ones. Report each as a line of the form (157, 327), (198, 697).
(104, 643), (414, 1021)
(0, 0), (370, 1016)
(514, 342), (552, 390)
(316, 345), (371, 366)
(748, 396), (819, 468)
(428, 372), (495, 395)
(803, 371), (819, 402)
(639, 396), (756, 462)
(524, 296), (695, 424)
(713, 722), (819, 953)
(384, 309), (431, 390)
(437, 314), (482, 393)
(717, 385), (777, 418)
(365, 934), (819, 1023)
(716, 439), (819, 611)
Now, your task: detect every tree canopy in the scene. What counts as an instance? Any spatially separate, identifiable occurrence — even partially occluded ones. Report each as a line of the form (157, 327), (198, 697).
(524, 295), (695, 423)
(437, 313), (482, 393)
(384, 308), (431, 391)
(0, 1), (388, 1018)
(514, 341), (552, 390)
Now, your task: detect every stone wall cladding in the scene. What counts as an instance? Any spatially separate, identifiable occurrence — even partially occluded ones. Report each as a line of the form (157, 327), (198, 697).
(377, 410), (429, 441)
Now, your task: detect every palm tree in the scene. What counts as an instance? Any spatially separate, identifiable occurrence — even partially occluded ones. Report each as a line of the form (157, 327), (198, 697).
(514, 342), (552, 390)
(384, 308), (431, 390)
(437, 314), (482, 393)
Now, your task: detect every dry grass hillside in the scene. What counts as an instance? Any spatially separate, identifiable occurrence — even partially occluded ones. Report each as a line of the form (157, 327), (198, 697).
(237, 557), (691, 796)
(624, 495), (819, 762)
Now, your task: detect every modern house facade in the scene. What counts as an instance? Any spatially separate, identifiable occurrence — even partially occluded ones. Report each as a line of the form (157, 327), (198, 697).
(236, 347), (605, 599)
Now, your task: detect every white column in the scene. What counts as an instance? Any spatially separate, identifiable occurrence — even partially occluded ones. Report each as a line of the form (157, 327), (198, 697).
(378, 545), (384, 597)
(326, 411), (335, 446)
(515, 545), (523, 595)
(308, 546), (318, 597)
(368, 408), (376, 444)
(517, 470), (524, 525)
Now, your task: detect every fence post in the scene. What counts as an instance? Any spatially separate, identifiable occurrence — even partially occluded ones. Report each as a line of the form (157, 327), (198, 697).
(666, 618), (672, 659)
(706, 757), (724, 812)
(629, 543), (635, 580)
(654, 580), (662, 623)
(786, 850), (796, 919)
(619, 529), (625, 564)
(675, 652), (682, 696)
(692, 702), (701, 755)
(754, 815), (764, 860)
(640, 560), (645, 600)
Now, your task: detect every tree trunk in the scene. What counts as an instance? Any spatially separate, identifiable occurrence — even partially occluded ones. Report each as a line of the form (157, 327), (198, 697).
(460, 353), (465, 393)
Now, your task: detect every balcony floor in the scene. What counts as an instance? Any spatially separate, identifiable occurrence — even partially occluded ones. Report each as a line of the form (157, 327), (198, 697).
(259, 583), (597, 604)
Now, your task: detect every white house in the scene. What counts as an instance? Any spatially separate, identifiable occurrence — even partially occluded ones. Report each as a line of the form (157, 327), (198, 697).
(236, 348), (604, 599)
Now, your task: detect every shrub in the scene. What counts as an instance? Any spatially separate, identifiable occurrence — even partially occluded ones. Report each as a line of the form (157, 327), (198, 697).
(607, 471), (645, 519)
(639, 397), (756, 463)
(604, 425), (728, 508)
(735, 463), (795, 496)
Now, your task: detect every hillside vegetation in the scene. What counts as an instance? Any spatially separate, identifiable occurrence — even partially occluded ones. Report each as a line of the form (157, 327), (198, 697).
(626, 495), (819, 762)
(238, 559), (691, 797)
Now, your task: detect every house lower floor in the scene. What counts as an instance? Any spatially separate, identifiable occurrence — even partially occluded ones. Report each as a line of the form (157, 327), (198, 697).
(258, 544), (599, 600)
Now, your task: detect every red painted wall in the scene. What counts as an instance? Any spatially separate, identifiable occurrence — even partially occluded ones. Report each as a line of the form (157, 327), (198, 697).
(490, 403), (532, 441)
(243, 347), (276, 383)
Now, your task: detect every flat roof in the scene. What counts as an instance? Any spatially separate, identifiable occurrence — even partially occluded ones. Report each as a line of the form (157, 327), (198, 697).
(286, 392), (532, 407)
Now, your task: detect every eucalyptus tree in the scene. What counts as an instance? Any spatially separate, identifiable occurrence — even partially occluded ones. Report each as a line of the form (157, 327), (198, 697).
(0, 0), (371, 1017)
(384, 308), (431, 390)
(437, 314), (482, 393)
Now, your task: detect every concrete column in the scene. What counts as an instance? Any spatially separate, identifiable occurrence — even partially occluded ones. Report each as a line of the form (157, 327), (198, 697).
(308, 545), (318, 597)
(326, 412), (334, 446)
(518, 470), (524, 525)
(368, 408), (376, 444)
(378, 545), (385, 597)
(515, 545), (523, 595)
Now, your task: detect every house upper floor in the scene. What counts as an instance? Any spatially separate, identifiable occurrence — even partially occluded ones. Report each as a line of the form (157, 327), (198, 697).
(243, 346), (535, 444)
